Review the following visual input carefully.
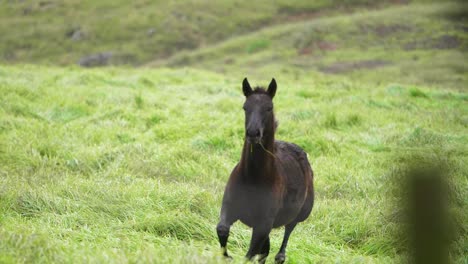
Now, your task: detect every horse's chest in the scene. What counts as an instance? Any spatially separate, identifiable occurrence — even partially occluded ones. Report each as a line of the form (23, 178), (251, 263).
(230, 187), (279, 227)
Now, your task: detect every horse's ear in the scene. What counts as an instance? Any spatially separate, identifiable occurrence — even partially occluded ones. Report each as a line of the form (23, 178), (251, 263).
(267, 78), (277, 98)
(242, 77), (253, 97)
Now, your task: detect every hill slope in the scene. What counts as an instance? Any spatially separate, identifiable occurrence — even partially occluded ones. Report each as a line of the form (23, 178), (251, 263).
(0, 0), (414, 66)
(153, 2), (468, 90)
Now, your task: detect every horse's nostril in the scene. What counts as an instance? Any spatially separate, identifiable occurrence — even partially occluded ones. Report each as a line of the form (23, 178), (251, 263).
(247, 129), (260, 138)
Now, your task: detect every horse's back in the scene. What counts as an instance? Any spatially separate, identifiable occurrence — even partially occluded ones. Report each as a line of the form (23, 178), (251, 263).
(274, 140), (314, 226)
(275, 140), (313, 183)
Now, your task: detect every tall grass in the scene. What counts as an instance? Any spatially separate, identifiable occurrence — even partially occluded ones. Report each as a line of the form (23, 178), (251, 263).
(0, 65), (466, 263)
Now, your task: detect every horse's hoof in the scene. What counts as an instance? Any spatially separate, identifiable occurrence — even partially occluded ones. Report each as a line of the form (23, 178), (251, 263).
(274, 253), (285, 264)
(258, 254), (268, 264)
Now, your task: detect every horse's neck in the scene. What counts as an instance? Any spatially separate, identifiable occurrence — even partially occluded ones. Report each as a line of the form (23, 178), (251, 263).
(240, 135), (276, 183)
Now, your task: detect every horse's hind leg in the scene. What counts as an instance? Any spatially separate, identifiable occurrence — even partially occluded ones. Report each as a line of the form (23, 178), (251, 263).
(257, 236), (270, 264)
(274, 222), (297, 264)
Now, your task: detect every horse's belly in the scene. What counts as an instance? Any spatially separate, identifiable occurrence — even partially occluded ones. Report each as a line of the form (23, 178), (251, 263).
(236, 200), (277, 227)
(272, 187), (307, 227)
(237, 202), (303, 228)
(235, 203), (255, 227)
(273, 204), (303, 227)
(239, 216), (255, 228)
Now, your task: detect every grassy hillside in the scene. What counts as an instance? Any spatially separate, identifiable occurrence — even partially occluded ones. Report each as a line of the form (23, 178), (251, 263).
(154, 2), (468, 90)
(0, 65), (466, 263)
(0, 0), (411, 66)
(1, 0), (467, 263)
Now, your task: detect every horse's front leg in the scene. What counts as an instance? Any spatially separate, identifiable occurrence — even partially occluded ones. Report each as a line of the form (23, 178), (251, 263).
(216, 205), (236, 258)
(245, 223), (273, 261)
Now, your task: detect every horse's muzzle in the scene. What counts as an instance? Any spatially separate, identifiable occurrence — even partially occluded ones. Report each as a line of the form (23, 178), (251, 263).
(246, 135), (262, 144)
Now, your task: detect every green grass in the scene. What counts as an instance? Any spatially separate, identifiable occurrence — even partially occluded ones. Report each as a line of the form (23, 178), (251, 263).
(0, 64), (466, 263)
(0, 0), (400, 66)
(156, 2), (467, 90)
(1, 0), (467, 263)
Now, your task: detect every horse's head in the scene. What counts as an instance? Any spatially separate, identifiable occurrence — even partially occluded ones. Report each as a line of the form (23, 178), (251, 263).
(242, 78), (277, 144)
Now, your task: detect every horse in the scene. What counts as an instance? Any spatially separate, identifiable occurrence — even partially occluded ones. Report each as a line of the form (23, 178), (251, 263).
(216, 78), (314, 263)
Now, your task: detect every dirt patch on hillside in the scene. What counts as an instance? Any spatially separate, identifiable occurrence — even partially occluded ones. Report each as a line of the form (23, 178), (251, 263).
(319, 60), (391, 74)
(279, 0), (410, 23)
(359, 23), (414, 37)
(404, 35), (461, 50)
(375, 24), (413, 37)
(298, 41), (338, 55)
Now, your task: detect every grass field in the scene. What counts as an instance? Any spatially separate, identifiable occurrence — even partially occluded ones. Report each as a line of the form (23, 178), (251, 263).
(0, 0), (467, 263)
(0, 0), (400, 66)
(0, 65), (466, 263)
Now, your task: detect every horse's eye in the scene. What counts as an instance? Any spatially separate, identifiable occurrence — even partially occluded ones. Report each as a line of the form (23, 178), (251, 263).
(266, 107), (273, 112)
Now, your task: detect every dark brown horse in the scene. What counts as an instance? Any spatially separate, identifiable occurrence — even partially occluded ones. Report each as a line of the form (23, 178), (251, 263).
(216, 78), (314, 263)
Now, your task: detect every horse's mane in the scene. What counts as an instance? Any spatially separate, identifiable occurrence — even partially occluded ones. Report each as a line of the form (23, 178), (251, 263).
(252, 87), (268, 94)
